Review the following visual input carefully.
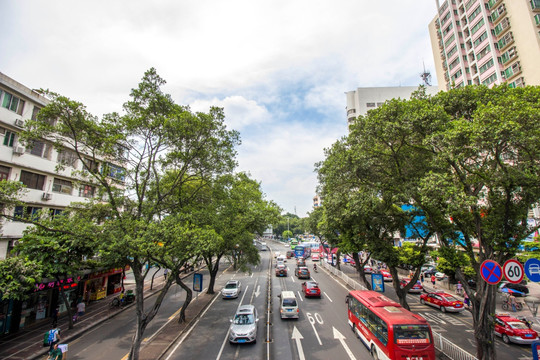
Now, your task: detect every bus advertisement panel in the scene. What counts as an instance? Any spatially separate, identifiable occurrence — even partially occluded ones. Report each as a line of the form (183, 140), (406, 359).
(347, 290), (435, 360)
(293, 245), (311, 259)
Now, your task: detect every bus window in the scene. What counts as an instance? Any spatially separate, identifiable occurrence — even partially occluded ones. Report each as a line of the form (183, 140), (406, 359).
(393, 325), (431, 344)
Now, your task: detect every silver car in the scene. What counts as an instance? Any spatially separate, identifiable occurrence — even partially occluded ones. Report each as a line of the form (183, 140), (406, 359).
(222, 280), (242, 299)
(229, 305), (258, 343)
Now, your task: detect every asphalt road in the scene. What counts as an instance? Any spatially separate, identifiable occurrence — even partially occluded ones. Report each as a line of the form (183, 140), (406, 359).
(61, 240), (535, 360)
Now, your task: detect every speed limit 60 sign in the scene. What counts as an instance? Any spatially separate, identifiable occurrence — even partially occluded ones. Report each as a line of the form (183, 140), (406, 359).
(503, 259), (524, 284)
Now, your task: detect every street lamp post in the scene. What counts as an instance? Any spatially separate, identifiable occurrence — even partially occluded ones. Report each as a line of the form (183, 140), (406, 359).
(287, 217), (290, 240)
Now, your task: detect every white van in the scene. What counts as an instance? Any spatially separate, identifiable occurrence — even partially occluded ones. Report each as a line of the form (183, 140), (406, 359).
(278, 291), (299, 319)
(277, 255), (286, 263)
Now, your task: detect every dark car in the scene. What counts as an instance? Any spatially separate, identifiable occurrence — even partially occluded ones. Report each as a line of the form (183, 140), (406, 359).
(499, 282), (529, 297)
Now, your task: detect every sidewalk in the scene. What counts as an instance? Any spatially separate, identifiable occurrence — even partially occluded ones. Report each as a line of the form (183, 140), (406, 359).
(0, 266), (218, 360)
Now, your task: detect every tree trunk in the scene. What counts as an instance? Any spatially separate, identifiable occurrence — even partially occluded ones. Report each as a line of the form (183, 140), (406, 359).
(128, 264), (146, 360)
(176, 275), (193, 324)
(471, 282), (497, 360)
(388, 267), (410, 310)
(57, 276), (74, 329)
(336, 250), (341, 271)
(206, 255), (221, 295)
(352, 252), (371, 290)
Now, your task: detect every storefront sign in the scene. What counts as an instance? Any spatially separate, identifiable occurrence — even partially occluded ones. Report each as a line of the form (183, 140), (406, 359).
(88, 268), (123, 279)
(34, 276), (81, 292)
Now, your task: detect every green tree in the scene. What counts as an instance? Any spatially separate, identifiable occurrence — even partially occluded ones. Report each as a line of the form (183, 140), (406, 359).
(22, 68), (240, 360)
(347, 85), (540, 360)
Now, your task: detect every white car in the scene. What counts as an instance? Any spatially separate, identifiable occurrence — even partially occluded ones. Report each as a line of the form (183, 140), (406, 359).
(229, 305), (258, 343)
(222, 280), (242, 299)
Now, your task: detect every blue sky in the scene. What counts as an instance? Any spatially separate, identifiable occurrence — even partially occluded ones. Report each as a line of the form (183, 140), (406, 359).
(0, 0), (437, 217)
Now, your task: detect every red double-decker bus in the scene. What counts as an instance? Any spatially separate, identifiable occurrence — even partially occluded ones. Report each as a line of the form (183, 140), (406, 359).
(346, 290), (435, 360)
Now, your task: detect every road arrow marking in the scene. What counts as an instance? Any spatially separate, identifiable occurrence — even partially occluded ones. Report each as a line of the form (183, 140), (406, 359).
(333, 327), (357, 360)
(291, 326), (306, 360)
(254, 285), (260, 298)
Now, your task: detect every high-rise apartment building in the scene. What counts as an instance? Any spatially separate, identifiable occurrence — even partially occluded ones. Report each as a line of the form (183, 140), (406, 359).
(428, 0), (540, 90)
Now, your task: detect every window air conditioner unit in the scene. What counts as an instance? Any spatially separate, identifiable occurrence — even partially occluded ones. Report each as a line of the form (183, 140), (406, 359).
(13, 146), (25, 155)
(14, 119), (24, 128)
(42, 192), (52, 201)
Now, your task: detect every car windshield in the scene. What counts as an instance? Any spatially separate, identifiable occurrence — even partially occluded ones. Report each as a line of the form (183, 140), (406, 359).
(394, 325), (432, 344)
(508, 321), (529, 330)
(233, 314), (254, 325)
(283, 298), (297, 307)
(225, 283), (237, 289)
(307, 282), (318, 288)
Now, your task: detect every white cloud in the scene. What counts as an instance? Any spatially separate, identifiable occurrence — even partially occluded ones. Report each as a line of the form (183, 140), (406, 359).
(0, 0), (439, 216)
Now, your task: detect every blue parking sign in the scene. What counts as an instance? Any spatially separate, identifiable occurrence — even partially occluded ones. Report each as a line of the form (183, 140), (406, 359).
(525, 259), (540, 283)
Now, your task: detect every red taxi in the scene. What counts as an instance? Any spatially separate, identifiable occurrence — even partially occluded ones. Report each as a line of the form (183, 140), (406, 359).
(420, 292), (464, 313)
(495, 314), (538, 344)
(311, 253), (320, 261)
(376, 270), (393, 282)
(400, 278), (423, 293)
(302, 281), (321, 298)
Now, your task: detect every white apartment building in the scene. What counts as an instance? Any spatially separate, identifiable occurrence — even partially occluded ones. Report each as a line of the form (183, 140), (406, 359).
(0, 72), (125, 259)
(345, 86), (439, 126)
(428, 0), (540, 90)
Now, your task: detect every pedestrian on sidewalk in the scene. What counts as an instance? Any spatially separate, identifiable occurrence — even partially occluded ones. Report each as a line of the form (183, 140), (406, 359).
(47, 343), (63, 360)
(46, 327), (61, 352)
(456, 281), (463, 296)
(420, 273), (424, 283)
(431, 274), (436, 288)
(464, 292), (470, 309)
(77, 300), (86, 318)
(51, 307), (59, 327)
(163, 268), (168, 280)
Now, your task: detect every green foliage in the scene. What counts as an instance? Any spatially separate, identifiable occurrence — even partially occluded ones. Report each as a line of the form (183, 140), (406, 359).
(282, 230), (293, 239)
(0, 257), (42, 300)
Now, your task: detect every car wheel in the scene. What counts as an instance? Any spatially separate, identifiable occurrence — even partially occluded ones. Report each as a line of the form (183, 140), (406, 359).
(502, 334), (510, 344)
(371, 345), (379, 360)
(420, 298), (426, 305)
(441, 306), (447, 313)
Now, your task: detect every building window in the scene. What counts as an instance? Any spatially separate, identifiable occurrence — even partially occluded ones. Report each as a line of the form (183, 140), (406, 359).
(19, 170), (46, 190)
(377, 102), (384, 107)
(14, 206), (42, 221)
(52, 178), (73, 195)
(26, 140), (52, 159)
(473, 31), (487, 47)
(1, 91), (25, 115)
(1, 128), (15, 147)
(447, 45), (458, 58)
(482, 72), (498, 85)
(366, 103), (376, 108)
(445, 34), (456, 48)
(479, 59), (494, 74)
(79, 184), (96, 198)
(57, 149), (78, 168)
(0, 165), (10, 181)
(470, 18), (485, 36)
(49, 208), (64, 218)
(468, 6), (481, 23)
(103, 162), (126, 182)
(476, 45), (491, 61)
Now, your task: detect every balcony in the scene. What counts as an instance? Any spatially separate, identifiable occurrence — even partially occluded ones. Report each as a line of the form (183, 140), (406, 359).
(488, 0), (502, 10)
(500, 47), (517, 64)
(535, 14), (540, 26)
(531, 0), (540, 12)
(508, 77), (525, 88)
(493, 18), (510, 37)
(504, 61), (522, 81)
(491, 4), (506, 24)
(497, 31), (514, 51)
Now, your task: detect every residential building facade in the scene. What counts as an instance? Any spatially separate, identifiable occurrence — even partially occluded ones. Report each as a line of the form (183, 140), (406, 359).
(345, 86), (439, 126)
(428, 0), (540, 90)
(0, 72), (126, 335)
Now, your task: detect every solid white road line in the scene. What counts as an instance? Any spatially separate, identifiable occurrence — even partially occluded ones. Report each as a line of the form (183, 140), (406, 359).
(215, 285), (249, 360)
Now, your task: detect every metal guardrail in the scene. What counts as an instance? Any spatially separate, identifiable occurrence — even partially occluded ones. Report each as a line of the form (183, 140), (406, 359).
(320, 260), (478, 360)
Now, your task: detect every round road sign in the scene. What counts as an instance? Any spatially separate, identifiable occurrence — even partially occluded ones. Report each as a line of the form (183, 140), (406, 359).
(525, 258), (540, 283)
(503, 259), (524, 284)
(480, 260), (503, 285)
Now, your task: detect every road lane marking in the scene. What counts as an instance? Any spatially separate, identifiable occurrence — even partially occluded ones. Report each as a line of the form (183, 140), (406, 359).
(165, 293), (221, 360)
(306, 312), (323, 345)
(323, 292), (333, 302)
(333, 327), (357, 360)
(291, 326), (306, 360)
(215, 285), (249, 360)
(297, 291), (304, 301)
